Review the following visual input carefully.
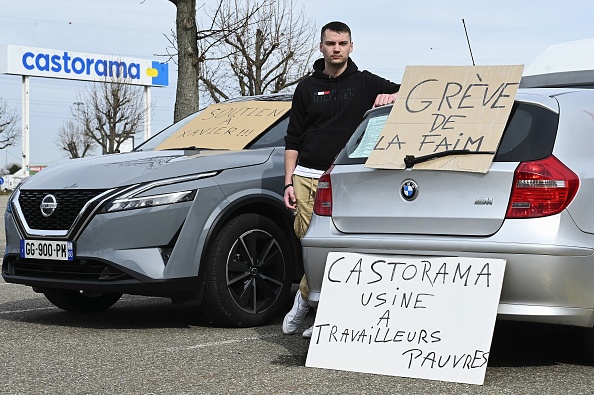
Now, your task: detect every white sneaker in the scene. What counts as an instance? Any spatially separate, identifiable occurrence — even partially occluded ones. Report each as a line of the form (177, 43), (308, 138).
(282, 292), (309, 334)
(302, 325), (314, 339)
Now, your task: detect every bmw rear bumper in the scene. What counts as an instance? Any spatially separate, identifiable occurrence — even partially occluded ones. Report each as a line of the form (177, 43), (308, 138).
(302, 212), (594, 327)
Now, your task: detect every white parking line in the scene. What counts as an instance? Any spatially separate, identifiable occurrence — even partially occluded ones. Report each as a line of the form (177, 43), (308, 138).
(164, 333), (285, 351)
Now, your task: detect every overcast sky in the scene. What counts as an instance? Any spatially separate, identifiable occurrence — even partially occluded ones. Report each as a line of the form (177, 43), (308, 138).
(0, 0), (592, 166)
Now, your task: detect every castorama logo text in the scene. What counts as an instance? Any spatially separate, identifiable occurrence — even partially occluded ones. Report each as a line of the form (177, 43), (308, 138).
(0, 45), (168, 87)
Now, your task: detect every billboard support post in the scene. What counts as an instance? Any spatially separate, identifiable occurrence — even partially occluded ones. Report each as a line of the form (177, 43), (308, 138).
(144, 86), (151, 141)
(22, 75), (30, 177)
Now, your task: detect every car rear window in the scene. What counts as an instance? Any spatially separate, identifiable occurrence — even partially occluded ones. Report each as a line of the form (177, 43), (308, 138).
(493, 103), (558, 162)
(337, 102), (559, 165)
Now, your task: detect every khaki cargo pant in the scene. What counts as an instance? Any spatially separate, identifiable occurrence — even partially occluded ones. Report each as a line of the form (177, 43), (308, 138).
(292, 174), (319, 301)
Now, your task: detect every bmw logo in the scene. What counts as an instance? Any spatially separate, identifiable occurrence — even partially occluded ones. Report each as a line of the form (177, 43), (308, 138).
(400, 180), (419, 201)
(40, 194), (58, 217)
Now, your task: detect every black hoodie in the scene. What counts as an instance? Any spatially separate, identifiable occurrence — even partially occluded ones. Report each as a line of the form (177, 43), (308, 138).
(284, 58), (400, 171)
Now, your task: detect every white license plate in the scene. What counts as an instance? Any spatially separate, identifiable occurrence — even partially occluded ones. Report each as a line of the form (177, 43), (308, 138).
(20, 240), (74, 261)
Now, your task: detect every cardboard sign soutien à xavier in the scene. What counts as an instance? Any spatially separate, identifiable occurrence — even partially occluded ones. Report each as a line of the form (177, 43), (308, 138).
(156, 100), (291, 151)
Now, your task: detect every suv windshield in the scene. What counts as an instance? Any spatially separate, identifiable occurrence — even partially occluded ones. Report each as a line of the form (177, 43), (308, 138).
(136, 98), (292, 152)
(135, 114), (196, 152)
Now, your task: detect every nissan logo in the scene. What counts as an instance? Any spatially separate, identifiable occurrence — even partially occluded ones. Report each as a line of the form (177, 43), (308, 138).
(40, 194), (58, 217)
(400, 180), (419, 201)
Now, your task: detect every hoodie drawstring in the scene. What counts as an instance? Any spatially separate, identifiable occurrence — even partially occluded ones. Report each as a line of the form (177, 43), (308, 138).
(328, 76), (340, 119)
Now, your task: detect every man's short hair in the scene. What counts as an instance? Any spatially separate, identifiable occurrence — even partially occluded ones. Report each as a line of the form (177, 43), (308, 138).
(321, 21), (351, 42)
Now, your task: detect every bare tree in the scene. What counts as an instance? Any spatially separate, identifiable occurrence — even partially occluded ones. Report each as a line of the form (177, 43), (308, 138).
(168, 0), (201, 122)
(0, 98), (20, 150)
(54, 119), (94, 159)
(73, 79), (145, 155)
(201, 0), (316, 102)
(163, 0), (258, 120)
(162, 0), (312, 117)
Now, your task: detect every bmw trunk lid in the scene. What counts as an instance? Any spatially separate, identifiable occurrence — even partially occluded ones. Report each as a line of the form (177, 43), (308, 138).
(328, 92), (560, 237)
(329, 163), (517, 236)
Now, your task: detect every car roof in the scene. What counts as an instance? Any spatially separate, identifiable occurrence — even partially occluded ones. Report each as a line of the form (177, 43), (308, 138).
(521, 38), (594, 89)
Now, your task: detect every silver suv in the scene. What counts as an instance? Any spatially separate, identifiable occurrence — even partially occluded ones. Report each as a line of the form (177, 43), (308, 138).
(2, 94), (302, 327)
(302, 86), (594, 355)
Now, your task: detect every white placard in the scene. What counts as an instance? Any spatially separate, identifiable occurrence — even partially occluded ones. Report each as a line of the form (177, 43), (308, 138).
(306, 253), (506, 385)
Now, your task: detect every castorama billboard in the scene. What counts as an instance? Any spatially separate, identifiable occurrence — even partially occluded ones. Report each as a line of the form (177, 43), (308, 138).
(0, 45), (168, 87)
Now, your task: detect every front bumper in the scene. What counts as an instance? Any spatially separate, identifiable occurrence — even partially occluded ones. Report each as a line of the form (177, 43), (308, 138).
(2, 256), (204, 298)
(2, 184), (227, 299)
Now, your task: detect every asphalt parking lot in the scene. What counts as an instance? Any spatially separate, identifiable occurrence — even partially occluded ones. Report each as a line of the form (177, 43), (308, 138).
(2, 193), (594, 394)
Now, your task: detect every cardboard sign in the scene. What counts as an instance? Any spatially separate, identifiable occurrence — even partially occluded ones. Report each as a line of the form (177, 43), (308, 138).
(156, 100), (291, 151)
(366, 65), (523, 173)
(306, 253), (506, 385)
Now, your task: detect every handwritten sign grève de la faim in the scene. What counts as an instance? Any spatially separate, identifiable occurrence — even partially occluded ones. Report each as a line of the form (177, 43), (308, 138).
(365, 65), (523, 173)
(305, 253), (506, 385)
(155, 100), (291, 151)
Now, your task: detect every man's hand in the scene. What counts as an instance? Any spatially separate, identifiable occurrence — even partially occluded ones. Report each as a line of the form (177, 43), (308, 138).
(373, 92), (398, 108)
(284, 185), (297, 210)
(284, 149), (298, 210)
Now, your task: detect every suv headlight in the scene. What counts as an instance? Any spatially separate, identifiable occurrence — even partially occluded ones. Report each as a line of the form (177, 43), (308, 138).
(103, 190), (196, 213)
(100, 171), (217, 213)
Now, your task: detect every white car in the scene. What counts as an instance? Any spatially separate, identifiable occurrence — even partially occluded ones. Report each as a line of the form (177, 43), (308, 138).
(302, 80), (594, 357)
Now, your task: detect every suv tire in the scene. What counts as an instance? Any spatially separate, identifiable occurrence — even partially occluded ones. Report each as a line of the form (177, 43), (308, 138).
(43, 290), (122, 312)
(202, 213), (293, 327)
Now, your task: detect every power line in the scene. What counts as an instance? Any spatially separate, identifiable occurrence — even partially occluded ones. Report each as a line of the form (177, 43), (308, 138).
(0, 13), (170, 35)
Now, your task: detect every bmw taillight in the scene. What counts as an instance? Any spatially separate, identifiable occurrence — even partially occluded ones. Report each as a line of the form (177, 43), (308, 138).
(506, 155), (579, 219)
(313, 167), (333, 216)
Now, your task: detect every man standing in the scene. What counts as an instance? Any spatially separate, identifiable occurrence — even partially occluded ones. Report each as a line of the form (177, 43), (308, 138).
(282, 21), (400, 338)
